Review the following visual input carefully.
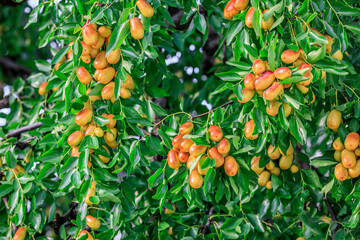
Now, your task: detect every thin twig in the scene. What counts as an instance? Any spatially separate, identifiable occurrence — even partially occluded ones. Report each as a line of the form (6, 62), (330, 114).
(191, 101), (234, 119)
(3, 122), (44, 140)
(323, 197), (339, 239)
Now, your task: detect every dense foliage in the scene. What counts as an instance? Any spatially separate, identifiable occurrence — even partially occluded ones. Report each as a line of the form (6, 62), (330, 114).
(1, 0), (360, 239)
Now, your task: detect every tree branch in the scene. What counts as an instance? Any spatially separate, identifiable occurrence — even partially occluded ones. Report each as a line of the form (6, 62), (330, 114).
(0, 57), (32, 78)
(191, 101), (234, 119)
(200, 206), (214, 234)
(0, 96), (9, 109)
(323, 197), (339, 239)
(4, 122), (44, 140)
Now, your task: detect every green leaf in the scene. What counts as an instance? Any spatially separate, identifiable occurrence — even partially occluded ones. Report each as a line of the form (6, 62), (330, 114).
(226, 61), (252, 70)
(214, 107), (224, 125)
(6, 149), (17, 169)
(298, 0), (309, 15)
(38, 163), (56, 180)
(263, 3), (282, 21)
(310, 160), (337, 167)
(221, 217), (243, 230)
(0, 184), (13, 198)
(307, 45), (326, 63)
(247, 214), (265, 232)
(106, 21), (130, 56)
(252, 9), (262, 38)
(204, 168), (216, 195)
(38, 149), (63, 164)
(226, 21), (243, 45)
(345, 25), (360, 35)
(289, 116), (307, 144)
(195, 13), (207, 34)
(51, 46), (70, 65)
(303, 169), (322, 189)
(321, 179), (334, 195)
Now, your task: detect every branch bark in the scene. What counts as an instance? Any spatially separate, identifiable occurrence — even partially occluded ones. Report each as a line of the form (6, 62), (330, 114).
(191, 101), (234, 119)
(4, 122), (44, 140)
(323, 197), (339, 239)
(200, 206), (214, 234)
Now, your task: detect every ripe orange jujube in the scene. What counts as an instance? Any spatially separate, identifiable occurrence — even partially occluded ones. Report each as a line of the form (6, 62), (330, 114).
(92, 36), (105, 49)
(172, 134), (184, 151)
(281, 49), (301, 64)
(224, 0), (240, 20)
(168, 150), (180, 169)
(254, 70), (275, 90)
(98, 26), (112, 38)
(103, 113), (117, 128)
(189, 144), (207, 157)
(179, 122), (194, 135)
(332, 50), (343, 60)
(101, 82), (115, 100)
(38, 82), (49, 96)
(67, 131), (85, 146)
(344, 132), (360, 151)
(268, 145), (280, 160)
(266, 160), (275, 170)
(244, 73), (255, 90)
(208, 147), (225, 167)
(85, 125), (96, 136)
(264, 82), (283, 101)
(234, 0), (249, 10)
(237, 88), (255, 103)
(81, 41), (91, 56)
(95, 127), (104, 137)
(82, 25), (99, 46)
(106, 48), (121, 65)
(186, 155), (198, 169)
(75, 108), (93, 126)
(244, 120), (258, 140)
(90, 48), (99, 58)
(86, 215), (101, 229)
(217, 138), (230, 155)
(258, 171), (270, 186)
(349, 159), (360, 178)
(164, 204), (176, 214)
(341, 149), (356, 168)
(136, 0), (154, 18)
(130, 17), (144, 40)
(178, 151), (189, 163)
(333, 137), (345, 150)
(81, 55), (91, 64)
(104, 128), (118, 143)
(266, 181), (272, 189)
(245, 7), (255, 28)
(189, 169), (203, 189)
(274, 67), (291, 80)
(252, 59), (266, 75)
(94, 51), (108, 70)
(326, 109), (342, 131)
(261, 10), (274, 30)
(335, 163), (348, 181)
(79, 230), (94, 240)
(13, 227), (27, 240)
(208, 125), (223, 142)
(123, 73), (135, 90)
(98, 67), (115, 84)
(266, 101), (281, 116)
(180, 138), (194, 152)
(224, 156), (239, 176)
(71, 147), (80, 157)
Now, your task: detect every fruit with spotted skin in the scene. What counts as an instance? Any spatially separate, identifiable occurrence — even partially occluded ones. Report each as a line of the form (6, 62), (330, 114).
(217, 138), (231, 155)
(274, 67), (291, 80)
(75, 108), (93, 126)
(86, 215), (101, 229)
(224, 156), (239, 176)
(344, 132), (360, 151)
(326, 109), (342, 131)
(179, 122), (194, 135)
(333, 137), (344, 151)
(136, 0), (154, 17)
(244, 120), (258, 140)
(335, 163), (348, 181)
(67, 131), (84, 146)
(208, 147), (225, 167)
(189, 169), (203, 188)
(168, 150), (180, 169)
(208, 125), (223, 142)
(281, 49), (300, 64)
(355, 148), (360, 157)
(254, 70), (275, 90)
(341, 149), (356, 168)
(81, 41), (91, 56)
(252, 59), (266, 75)
(130, 17), (144, 40)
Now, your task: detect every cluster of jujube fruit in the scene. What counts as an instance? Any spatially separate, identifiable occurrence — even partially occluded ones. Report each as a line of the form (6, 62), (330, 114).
(167, 122), (239, 189)
(326, 110), (360, 181)
(250, 142), (299, 189)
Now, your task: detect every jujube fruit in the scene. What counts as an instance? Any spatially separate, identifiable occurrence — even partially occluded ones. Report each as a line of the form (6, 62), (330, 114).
(355, 148), (360, 157)
(268, 145), (280, 160)
(98, 26), (112, 38)
(90, 48), (99, 58)
(266, 181), (272, 189)
(168, 150), (180, 169)
(217, 138), (231, 155)
(186, 155), (198, 169)
(264, 82), (283, 101)
(178, 151), (189, 163)
(75, 108), (93, 126)
(270, 167), (280, 176)
(290, 165), (299, 173)
(189, 144), (207, 157)
(82, 25), (99, 46)
(95, 127), (104, 137)
(279, 154), (293, 170)
(326, 109), (342, 131)
(180, 138), (194, 152)
(224, 156), (239, 176)
(274, 67), (291, 80)
(172, 134), (184, 151)
(283, 103), (292, 117)
(86, 215), (101, 229)
(334, 150), (341, 162)
(245, 7), (255, 28)
(67, 131), (85, 146)
(130, 17), (144, 40)
(332, 50), (343, 60)
(208, 147), (224, 167)
(38, 82), (49, 96)
(234, 0), (249, 10)
(258, 171), (270, 186)
(252, 59), (266, 75)
(280, 142), (293, 156)
(244, 120), (258, 140)
(101, 82), (115, 99)
(189, 169), (203, 189)
(98, 67), (115, 84)
(136, 0), (154, 18)
(344, 132), (360, 151)
(81, 41), (91, 56)
(198, 155), (210, 175)
(254, 70), (275, 90)
(261, 9), (274, 30)
(98, 145), (110, 163)
(341, 149), (356, 168)
(333, 137), (345, 150)
(281, 49), (300, 64)
(335, 163), (348, 181)
(295, 83), (309, 94)
(92, 36), (105, 49)
(224, 0), (240, 20)
(348, 159), (360, 178)
(81, 55), (91, 64)
(244, 73), (255, 90)
(104, 128), (117, 143)
(79, 230), (94, 240)
(71, 147), (80, 157)
(164, 204), (176, 214)
(85, 125), (96, 136)
(179, 122), (194, 135)
(237, 88), (255, 103)
(13, 227), (27, 240)
(106, 48), (121, 65)
(123, 73), (135, 90)
(266, 101), (281, 116)
(94, 51), (108, 70)
(85, 181), (96, 205)
(266, 160), (275, 170)
(208, 125), (223, 142)
(103, 113), (117, 128)
(251, 156), (264, 174)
